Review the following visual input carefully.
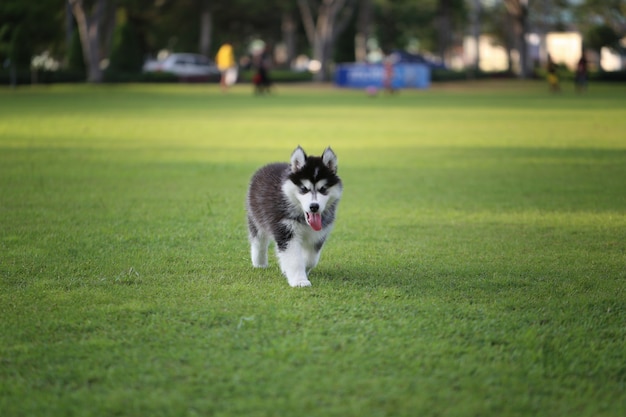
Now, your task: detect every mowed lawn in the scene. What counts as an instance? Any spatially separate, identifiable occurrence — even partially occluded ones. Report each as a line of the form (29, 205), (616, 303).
(1, 81), (625, 417)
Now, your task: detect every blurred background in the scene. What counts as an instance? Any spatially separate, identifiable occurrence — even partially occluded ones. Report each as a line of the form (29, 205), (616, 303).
(1, 0), (624, 85)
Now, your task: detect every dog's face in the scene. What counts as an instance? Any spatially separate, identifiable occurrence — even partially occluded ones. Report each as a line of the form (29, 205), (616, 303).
(283, 146), (342, 231)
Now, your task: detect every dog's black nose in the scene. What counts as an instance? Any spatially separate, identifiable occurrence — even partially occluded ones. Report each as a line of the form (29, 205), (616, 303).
(310, 203), (319, 213)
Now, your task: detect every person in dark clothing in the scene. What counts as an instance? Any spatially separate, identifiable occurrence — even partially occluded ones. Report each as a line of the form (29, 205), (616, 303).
(575, 54), (588, 93)
(252, 47), (272, 95)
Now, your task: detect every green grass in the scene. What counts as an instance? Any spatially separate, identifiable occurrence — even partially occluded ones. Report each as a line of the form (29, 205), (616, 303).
(1, 80), (625, 417)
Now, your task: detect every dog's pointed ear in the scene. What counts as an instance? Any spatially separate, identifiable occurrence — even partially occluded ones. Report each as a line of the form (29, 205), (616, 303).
(290, 146), (307, 172)
(322, 147), (338, 173)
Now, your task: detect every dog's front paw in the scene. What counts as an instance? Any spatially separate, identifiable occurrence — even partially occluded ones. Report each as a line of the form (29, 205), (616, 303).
(290, 279), (311, 288)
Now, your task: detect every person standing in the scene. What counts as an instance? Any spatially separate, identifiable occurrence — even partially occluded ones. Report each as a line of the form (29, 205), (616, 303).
(252, 46), (272, 95)
(383, 52), (398, 94)
(216, 42), (236, 92)
(547, 54), (560, 93)
(575, 53), (588, 93)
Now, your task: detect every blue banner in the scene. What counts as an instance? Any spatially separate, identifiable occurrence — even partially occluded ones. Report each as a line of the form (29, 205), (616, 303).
(335, 63), (430, 89)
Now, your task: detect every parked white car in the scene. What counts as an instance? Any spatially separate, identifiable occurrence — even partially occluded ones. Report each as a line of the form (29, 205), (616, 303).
(143, 53), (220, 79)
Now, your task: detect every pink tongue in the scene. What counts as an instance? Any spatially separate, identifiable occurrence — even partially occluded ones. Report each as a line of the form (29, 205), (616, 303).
(307, 213), (322, 231)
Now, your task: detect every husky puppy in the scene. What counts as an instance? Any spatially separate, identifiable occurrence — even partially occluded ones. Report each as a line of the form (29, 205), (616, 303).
(246, 146), (342, 287)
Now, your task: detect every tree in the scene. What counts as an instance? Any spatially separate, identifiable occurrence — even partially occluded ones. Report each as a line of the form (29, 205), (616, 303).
(469, 0), (482, 74)
(585, 24), (621, 70)
(141, 0), (285, 65)
(281, 9), (298, 67)
(107, 8), (143, 75)
(67, 28), (86, 74)
(1, 0), (65, 84)
(355, 0), (372, 62)
(504, 0), (529, 78)
(483, 0), (571, 75)
(373, 0), (437, 54)
(482, 1), (516, 73)
(279, 1), (301, 68)
(576, 0), (625, 70)
(297, 0), (359, 81)
(435, 0), (453, 65)
(577, 0), (626, 35)
(199, 0), (212, 57)
(68, 0), (109, 82)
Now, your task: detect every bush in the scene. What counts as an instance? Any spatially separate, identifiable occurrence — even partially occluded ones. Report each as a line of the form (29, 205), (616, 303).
(106, 18), (143, 81)
(431, 69), (515, 82)
(38, 70), (87, 84)
(103, 71), (144, 83)
(239, 69), (313, 83)
(67, 30), (86, 75)
(592, 70), (626, 82)
(0, 69), (29, 86)
(0, 69), (87, 85)
(139, 72), (180, 83)
(533, 67), (626, 83)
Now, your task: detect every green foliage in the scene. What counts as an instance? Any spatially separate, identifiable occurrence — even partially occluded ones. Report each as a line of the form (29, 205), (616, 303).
(593, 69), (626, 82)
(334, 8), (357, 63)
(239, 68), (313, 83)
(0, 0), (64, 69)
(1, 82), (625, 416)
(107, 19), (144, 75)
(430, 68), (516, 81)
(374, 0), (438, 52)
(137, 71), (180, 83)
(67, 29), (86, 74)
(142, 0), (286, 57)
(576, 0), (626, 39)
(6, 24), (30, 68)
(585, 24), (621, 52)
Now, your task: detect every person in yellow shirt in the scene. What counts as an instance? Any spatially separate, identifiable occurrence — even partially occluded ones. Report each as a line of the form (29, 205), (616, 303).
(216, 42), (237, 92)
(546, 53), (560, 93)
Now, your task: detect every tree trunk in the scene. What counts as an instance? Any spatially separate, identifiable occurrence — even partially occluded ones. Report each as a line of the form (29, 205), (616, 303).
(504, 0), (529, 78)
(315, 4), (331, 81)
(199, 0), (212, 57)
(68, 0), (107, 83)
(282, 10), (297, 67)
(470, 0), (481, 75)
(502, 9), (515, 73)
(436, 0), (452, 67)
(355, 0), (372, 63)
(518, 8), (528, 78)
(65, 2), (74, 68)
(297, 0), (357, 81)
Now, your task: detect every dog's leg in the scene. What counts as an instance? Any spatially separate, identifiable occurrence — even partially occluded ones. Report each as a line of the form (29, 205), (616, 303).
(277, 243), (311, 287)
(250, 234), (269, 268)
(305, 249), (322, 272)
(250, 232), (269, 267)
(305, 238), (326, 271)
(248, 220), (269, 268)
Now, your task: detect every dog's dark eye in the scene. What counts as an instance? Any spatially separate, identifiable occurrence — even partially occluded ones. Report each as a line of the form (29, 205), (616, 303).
(299, 185), (309, 194)
(318, 186), (328, 195)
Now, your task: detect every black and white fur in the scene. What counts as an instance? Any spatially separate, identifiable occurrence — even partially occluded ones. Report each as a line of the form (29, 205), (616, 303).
(246, 146), (342, 287)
